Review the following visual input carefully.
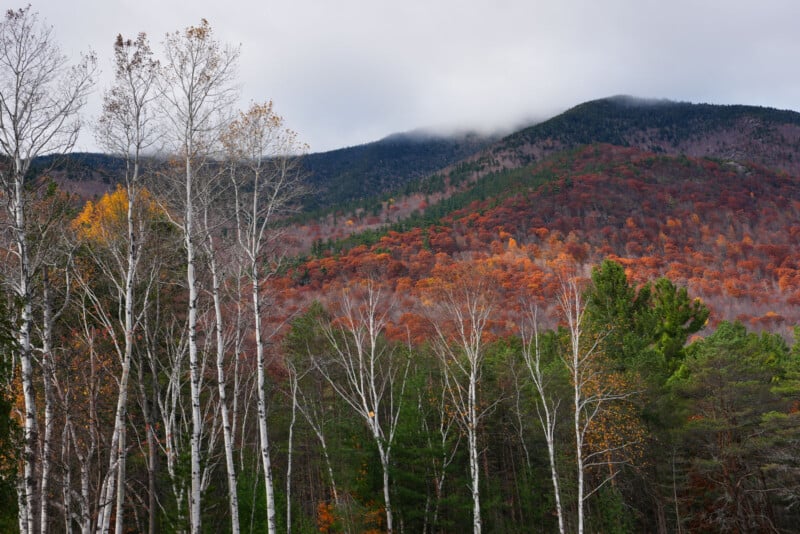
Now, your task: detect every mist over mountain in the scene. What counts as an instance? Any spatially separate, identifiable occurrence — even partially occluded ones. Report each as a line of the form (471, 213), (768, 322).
(486, 95), (800, 175)
(299, 129), (495, 211)
(285, 95), (800, 330)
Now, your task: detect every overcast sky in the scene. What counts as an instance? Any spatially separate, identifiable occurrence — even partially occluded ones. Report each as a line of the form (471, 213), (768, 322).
(27, 0), (800, 153)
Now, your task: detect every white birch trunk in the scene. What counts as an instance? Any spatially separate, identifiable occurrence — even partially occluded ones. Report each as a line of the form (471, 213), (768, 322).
(154, 314), (189, 528)
(60, 420), (71, 533)
(15, 173), (37, 534)
(185, 153), (204, 534)
(521, 309), (565, 534)
(286, 372), (298, 534)
(253, 275), (278, 534)
(39, 270), (54, 534)
(468, 375), (481, 534)
(208, 234), (241, 534)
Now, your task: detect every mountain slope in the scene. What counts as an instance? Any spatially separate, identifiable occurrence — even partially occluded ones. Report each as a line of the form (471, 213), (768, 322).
(487, 96), (800, 175)
(287, 144), (800, 331)
(40, 131), (493, 207)
(300, 130), (493, 211)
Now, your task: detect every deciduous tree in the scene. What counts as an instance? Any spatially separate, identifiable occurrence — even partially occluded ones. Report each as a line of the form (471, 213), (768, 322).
(314, 280), (409, 534)
(158, 19), (238, 532)
(224, 100), (306, 534)
(0, 7), (94, 533)
(420, 262), (499, 534)
(91, 31), (159, 534)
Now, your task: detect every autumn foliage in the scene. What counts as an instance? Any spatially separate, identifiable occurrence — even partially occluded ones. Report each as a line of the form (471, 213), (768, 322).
(280, 144), (800, 337)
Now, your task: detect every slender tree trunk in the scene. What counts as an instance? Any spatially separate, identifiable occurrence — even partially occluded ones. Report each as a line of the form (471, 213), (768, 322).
(14, 169), (38, 534)
(39, 270), (55, 534)
(544, 421), (564, 534)
(95, 184), (137, 534)
(186, 154), (203, 534)
(296, 401), (339, 505)
(522, 314), (565, 534)
(468, 376), (481, 534)
(60, 420), (72, 533)
(209, 236), (241, 534)
(253, 274), (277, 534)
(114, 167), (140, 534)
(138, 360), (159, 534)
(574, 378), (585, 534)
(286, 374), (298, 534)
(380, 449), (393, 534)
(95, 340), (131, 534)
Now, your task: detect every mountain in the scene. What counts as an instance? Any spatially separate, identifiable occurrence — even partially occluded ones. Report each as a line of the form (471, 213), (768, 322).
(28, 152), (127, 198)
(299, 130), (493, 211)
(488, 95), (800, 174)
(285, 97), (800, 332)
(290, 142), (800, 329)
(23, 96), (800, 532)
(36, 131), (494, 208)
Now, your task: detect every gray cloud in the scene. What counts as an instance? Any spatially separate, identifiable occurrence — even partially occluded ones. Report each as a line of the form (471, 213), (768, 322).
(30, 0), (800, 152)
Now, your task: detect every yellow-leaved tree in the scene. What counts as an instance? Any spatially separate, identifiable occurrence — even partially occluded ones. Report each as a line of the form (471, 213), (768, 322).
(72, 185), (161, 247)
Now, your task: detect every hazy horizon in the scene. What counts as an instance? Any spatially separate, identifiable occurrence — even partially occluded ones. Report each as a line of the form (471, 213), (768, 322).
(25, 0), (800, 153)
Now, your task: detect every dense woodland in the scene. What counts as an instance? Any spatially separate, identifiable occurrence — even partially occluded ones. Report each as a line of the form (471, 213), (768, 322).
(1, 6), (800, 534)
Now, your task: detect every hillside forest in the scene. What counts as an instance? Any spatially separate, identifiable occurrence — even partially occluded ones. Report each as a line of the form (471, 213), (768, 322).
(1, 7), (800, 534)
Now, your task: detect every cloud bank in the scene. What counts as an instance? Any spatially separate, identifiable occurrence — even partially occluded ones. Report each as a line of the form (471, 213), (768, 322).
(30, 0), (800, 152)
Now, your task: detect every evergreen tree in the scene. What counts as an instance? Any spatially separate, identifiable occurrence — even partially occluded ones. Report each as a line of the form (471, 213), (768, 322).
(671, 322), (800, 532)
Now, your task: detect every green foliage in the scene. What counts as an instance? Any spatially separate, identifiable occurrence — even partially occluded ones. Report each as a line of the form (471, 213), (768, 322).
(585, 260), (708, 382)
(587, 485), (635, 534)
(236, 455), (270, 533)
(671, 322), (800, 532)
(586, 259), (653, 369)
(391, 353), (467, 532)
(650, 278), (709, 376)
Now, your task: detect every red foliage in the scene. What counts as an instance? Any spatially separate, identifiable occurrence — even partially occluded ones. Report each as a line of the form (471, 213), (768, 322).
(268, 144), (800, 340)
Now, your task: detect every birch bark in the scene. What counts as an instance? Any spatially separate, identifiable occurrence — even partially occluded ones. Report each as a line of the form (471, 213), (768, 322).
(0, 8), (94, 532)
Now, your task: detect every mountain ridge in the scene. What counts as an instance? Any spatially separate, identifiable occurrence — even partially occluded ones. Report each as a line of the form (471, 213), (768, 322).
(484, 95), (800, 175)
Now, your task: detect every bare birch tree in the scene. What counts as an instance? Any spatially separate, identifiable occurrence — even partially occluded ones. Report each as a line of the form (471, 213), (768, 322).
(199, 187), (242, 534)
(421, 264), (497, 534)
(520, 305), (565, 534)
(158, 19), (238, 532)
(0, 7), (95, 533)
(315, 280), (409, 534)
(86, 31), (160, 534)
(225, 100), (306, 534)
